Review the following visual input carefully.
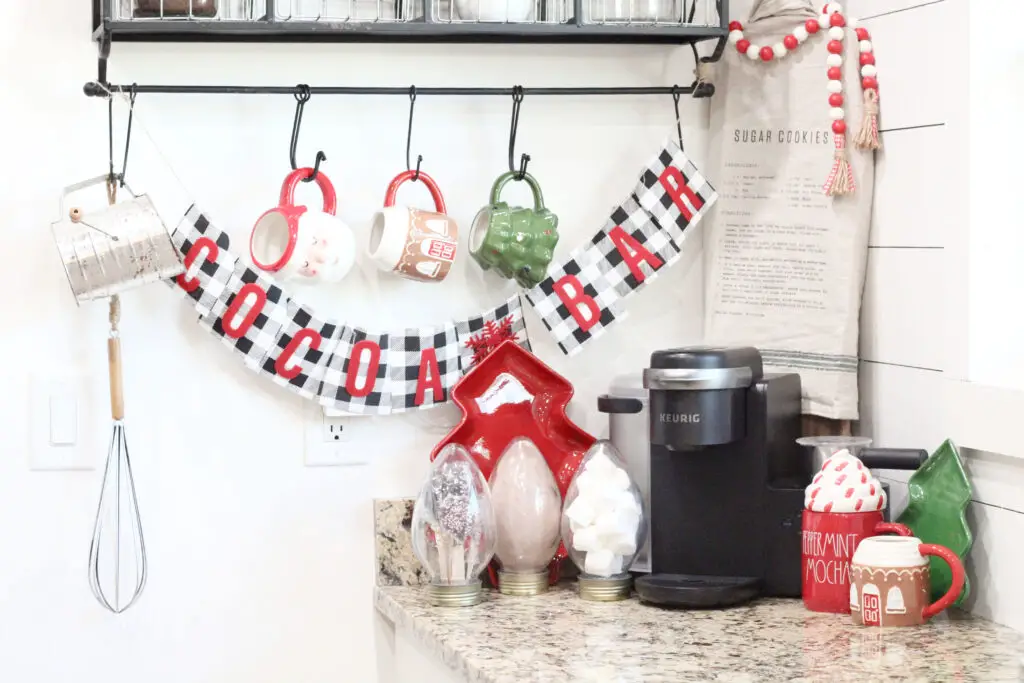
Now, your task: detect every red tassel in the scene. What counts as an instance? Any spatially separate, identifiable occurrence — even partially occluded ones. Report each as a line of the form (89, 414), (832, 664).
(824, 134), (856, 196)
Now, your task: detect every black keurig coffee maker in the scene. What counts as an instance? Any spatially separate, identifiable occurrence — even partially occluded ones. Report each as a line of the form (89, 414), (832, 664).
(636, 346), (807, 607)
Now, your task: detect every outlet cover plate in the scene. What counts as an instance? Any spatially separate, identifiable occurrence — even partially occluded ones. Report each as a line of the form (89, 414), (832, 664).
(304, 402), (369, 467)
(28, 373), (97, 471)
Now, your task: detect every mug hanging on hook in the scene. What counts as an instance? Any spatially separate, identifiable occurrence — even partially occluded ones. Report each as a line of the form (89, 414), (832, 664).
(291, 84), (326, 183)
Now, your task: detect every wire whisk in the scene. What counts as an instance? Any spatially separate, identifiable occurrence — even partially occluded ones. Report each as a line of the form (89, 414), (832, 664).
(87, 294), (148, 614)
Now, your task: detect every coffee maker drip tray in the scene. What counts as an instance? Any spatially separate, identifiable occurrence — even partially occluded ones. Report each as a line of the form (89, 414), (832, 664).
(635, 574), (761, 608)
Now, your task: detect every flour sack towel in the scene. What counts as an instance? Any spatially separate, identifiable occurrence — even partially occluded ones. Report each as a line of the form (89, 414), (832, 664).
(702, 0), (874, 419)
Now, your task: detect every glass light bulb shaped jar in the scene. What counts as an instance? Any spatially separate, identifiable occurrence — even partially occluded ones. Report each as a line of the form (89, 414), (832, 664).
(561, 440), (647, 601)
(488, 437), (563, 596)
(412, 444), (497, 607)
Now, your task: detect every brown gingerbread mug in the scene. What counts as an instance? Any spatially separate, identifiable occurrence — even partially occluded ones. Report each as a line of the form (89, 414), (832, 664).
(850, 536), (966, 627)
(368, 171), (458, 283)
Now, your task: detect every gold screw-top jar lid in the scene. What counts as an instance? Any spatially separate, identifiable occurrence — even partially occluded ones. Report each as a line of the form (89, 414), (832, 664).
(578, 575), (633, 602)
(497, 570), (550, 596)
(428, 580), (483, 607)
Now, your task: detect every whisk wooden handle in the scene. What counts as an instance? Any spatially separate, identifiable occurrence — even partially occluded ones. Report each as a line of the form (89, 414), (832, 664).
(108, 337), (124, 421)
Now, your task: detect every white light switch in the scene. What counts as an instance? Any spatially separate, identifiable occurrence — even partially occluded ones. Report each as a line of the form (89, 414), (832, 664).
(29, 374), (96, 471)
(48, 394), (78, 445)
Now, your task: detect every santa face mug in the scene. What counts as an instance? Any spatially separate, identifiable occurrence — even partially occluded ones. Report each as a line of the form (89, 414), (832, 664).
(850, 536), (965, 627)
(368, 170), (458, 283)
(250, 168), (356, 283)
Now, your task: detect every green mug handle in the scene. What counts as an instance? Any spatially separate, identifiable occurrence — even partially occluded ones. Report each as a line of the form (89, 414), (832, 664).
(489, 171), (545, 212)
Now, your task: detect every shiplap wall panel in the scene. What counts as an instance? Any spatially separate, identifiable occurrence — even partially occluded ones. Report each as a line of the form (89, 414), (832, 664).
(854, 0), (944, 19)
(870, 126), (949, 247)
(861, 1), (952, 130)
(858, 362), (946, 451)
(861, 248), (945, 369)
(964, 503), (1024, 633)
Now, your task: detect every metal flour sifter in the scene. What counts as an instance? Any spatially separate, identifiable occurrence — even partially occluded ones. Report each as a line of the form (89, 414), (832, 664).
(52, 175), (184, 613)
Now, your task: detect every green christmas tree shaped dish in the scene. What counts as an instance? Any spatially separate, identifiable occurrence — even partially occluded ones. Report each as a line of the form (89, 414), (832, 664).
(896, 439), (973, 606)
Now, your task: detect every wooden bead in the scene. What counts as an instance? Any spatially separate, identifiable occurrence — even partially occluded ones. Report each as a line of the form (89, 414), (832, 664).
(784, 34), (799, 50)
(832, 120), (847, 135)
(737, 39), (751, 54)
(830, 13), (845, 27)
(806, 19), (820, 33)
(760, 46), (775, 61)
(729, 20), (743, 31)
(828, 39), (844, 54)
(856, 27), (870, 41)
(828, 66), (843, 80)
(862, 76), (879, 90)
(860, 52), (876, 66)
(829, 93), (844, 107)
(69, 208), (82, 223)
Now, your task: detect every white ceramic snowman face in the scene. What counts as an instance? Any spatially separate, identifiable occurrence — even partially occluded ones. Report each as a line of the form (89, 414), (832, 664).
(249, 169), (355, 283)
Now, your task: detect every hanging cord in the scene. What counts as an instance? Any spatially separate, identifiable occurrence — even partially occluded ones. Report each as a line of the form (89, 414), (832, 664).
(90, 82), (198, 205)
(107, 84), (137, 190)
(508, 86), (530, 180)
(290, 84), (326, 183)
(406, 86), (423, 182)
(671, 85), (685, 152)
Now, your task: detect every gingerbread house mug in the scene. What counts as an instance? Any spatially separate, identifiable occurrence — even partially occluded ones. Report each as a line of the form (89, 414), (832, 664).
(850, 536), (965, 627)
(368, 170), (458, 283)
(250, 168), (356, 283)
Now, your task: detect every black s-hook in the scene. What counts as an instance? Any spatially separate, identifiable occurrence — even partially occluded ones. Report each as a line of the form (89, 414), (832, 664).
(406, 86), (423, 182)
(508, 86), (530, 180)
(671, 84), (684, 152)
(107, 83), (138, 188)
(291, 85), (326, 183)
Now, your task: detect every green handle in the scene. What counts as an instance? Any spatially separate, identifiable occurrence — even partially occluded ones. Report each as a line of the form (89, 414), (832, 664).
(489, 172), (545, 212)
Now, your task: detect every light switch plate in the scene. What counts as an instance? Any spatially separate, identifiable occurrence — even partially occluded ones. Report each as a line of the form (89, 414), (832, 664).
(303, 401), (369, 467)
(29, 373), (97, 471)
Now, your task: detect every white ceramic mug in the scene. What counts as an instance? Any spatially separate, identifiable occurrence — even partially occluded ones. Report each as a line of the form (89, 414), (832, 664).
(250, 168), (356, 283)
(368, 170), (458, 283)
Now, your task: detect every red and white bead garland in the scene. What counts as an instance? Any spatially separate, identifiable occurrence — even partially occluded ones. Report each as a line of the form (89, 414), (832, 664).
(726, 3), (882, 196)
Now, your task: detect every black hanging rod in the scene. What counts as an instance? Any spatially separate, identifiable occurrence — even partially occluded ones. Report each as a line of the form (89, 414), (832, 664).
(84, 83), (698, 98)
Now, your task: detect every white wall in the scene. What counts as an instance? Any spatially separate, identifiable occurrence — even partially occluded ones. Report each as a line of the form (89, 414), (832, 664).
(856, 0), (1024, 632)
(0, 2), (708, 681)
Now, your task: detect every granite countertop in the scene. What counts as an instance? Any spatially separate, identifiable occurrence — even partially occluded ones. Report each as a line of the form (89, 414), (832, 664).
(376, 584), (1024, 683)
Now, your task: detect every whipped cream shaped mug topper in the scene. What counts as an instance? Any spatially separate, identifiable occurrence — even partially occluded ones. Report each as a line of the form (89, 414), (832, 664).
(250, 168), (356, 283)
(802, 448), (911, 614)
(806, 449), (887, 513)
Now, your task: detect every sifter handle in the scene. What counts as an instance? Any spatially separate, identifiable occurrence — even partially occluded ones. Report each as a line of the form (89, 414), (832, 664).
(108, 337), (124, 421)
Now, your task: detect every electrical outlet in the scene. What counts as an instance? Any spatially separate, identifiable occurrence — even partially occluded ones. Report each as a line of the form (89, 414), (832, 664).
(304, 402), (368, 467)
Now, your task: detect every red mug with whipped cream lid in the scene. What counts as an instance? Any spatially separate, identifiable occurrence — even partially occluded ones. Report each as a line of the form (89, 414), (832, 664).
(801, 448), (911, 613)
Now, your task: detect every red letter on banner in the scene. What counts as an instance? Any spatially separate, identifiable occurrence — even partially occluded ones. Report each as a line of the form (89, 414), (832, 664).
(222, 283), (266, 339)
(415, 348), (443, 406)
(553, 275), (600, 333)
(275, 328), (322, 380)
(176, 236), (218, 293)
(346, 340), (381, 398)
(608, 226), (663, 283)
(658, 166), (704, 221)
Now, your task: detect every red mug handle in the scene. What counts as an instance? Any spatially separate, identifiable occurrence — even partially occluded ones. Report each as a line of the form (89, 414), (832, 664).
(383, 170), (447, 214)
(279, 168), (338, 215)
(919, 543), (966, 620)
(874, 522), (912, 536)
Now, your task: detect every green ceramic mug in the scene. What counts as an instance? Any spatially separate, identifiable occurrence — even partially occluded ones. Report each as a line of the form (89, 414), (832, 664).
(469, 172), (559, 289)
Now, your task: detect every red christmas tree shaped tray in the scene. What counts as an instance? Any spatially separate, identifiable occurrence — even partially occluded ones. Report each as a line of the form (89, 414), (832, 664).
(431, 340), (596, 564)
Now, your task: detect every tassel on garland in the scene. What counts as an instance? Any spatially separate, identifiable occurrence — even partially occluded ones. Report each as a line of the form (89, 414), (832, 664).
(854, 89), (881, 150)
(824, 134), (856, 196)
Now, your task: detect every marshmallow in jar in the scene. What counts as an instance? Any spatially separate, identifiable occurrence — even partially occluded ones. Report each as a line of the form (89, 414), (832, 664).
(561, 440), (647, 601)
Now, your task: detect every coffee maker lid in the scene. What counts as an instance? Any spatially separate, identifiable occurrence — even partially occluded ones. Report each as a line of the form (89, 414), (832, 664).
(644, 346), (763, 391)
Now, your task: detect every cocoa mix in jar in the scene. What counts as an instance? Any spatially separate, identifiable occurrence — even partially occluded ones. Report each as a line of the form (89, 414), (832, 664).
(134, 0), (217, 17)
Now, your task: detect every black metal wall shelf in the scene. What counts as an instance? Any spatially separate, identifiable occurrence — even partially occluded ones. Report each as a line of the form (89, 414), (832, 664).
(92, 0), (729, 45)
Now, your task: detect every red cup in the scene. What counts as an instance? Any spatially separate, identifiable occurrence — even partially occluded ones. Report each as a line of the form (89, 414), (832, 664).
(802, 510), (910, 613)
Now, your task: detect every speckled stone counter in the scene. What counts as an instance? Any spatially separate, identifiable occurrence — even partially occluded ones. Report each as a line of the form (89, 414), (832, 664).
(375, 584), (1024, 683)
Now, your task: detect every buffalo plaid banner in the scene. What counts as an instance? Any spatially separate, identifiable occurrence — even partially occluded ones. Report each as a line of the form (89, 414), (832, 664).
(524, 140), (718, 356)
(166, 206), (533, 415)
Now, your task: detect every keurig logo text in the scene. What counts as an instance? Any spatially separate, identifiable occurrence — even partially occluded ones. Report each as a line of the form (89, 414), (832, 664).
(660, 413), (701, 424)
